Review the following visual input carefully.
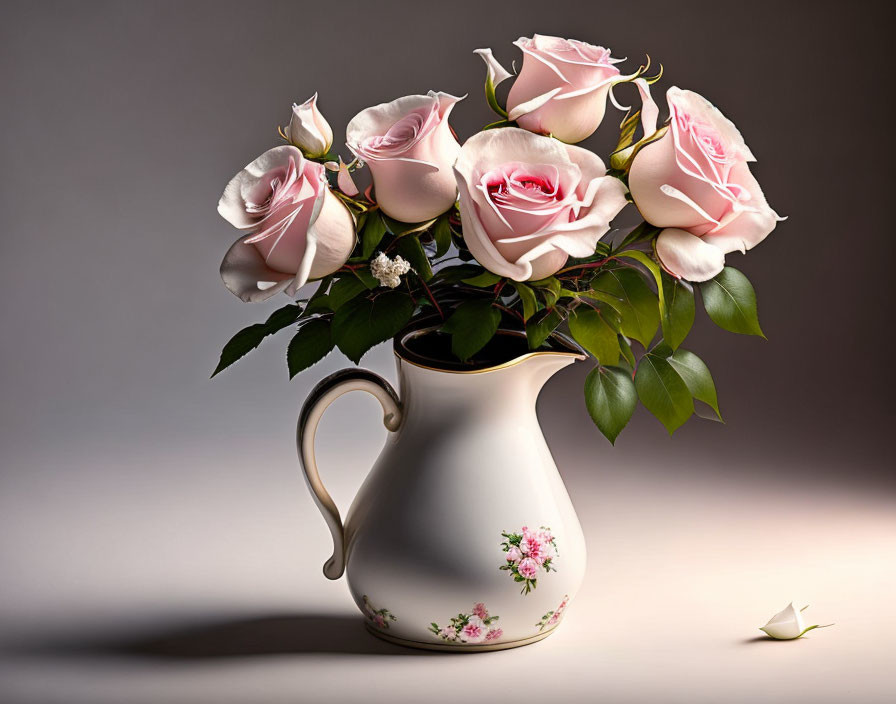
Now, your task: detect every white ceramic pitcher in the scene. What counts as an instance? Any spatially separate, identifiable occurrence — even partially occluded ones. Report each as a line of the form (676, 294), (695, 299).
(297, 327), (587, 651)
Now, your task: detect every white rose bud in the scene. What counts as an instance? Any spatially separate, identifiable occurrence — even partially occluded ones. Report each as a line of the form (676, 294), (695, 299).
(759, 603), (833, 640)
(370, 252), (411, 289)
(286, 93), (333, 158)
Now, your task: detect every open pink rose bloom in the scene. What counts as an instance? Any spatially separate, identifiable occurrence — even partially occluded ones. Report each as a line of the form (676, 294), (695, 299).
(629, 87), (784, 281)
(214, 33), (783, 445)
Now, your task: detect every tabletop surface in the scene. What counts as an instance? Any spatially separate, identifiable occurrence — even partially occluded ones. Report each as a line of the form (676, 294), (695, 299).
(1, 432), (893, 704)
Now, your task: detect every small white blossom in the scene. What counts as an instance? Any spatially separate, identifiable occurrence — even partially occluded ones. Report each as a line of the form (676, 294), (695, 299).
(370, 252), (412, 288)
(759, 602), (833, 640)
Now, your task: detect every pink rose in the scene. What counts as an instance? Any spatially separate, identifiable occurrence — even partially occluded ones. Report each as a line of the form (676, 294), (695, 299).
(517, 557), (539, 579)
(506, 546), (523, 563)
(373, 614), (386, 628)
(454, 127), (627, 281)
(628, 87), (784, 282)
(346, 91), (463, 223)
(439, 626), (457, 640)
(459, 616), (487, 643)
(217, 145), (355, 302)
(477, 35), (627, 143)
(472, 603), (489, 620)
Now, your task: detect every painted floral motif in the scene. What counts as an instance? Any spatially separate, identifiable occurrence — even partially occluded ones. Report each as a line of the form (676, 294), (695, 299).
(500, 525), (558, 594)
(535, 594), (570, 631)
(429, 603), (503, 644)
(362, 595), (397, 630)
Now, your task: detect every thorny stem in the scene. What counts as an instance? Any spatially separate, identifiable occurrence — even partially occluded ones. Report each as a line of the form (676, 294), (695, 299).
(418, 276), (445, 320)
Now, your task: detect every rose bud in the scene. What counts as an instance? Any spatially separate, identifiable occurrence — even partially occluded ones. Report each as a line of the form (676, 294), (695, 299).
(628, 87), (785, 282)
(286, 93), (334, 158)
(217, 145), (355, 302)
(346, 91), (463, 223)
(476, 35), (629, 144)
(454, 127), (627, 281)
(759, 603), (833, 640)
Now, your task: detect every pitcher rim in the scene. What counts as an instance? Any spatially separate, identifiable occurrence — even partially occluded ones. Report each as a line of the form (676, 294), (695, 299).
(394, 323), (585, 375)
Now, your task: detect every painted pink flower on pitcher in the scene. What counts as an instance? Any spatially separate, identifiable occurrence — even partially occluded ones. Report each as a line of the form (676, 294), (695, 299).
(454, 127), (628, 281)
(362, 595), (397, 630)
(500, 525), (559, 594)
(217, 145), (355, 302)
(628, 87), (784, 282)
(430, 604), (502, 645)
(536, 595), (570, 631)
(346, 91), (463, 223)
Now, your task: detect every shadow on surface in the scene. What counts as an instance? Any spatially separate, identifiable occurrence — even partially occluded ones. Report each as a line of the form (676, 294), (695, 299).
(9, 613), (439, 659)
(740, 635), (807, 644)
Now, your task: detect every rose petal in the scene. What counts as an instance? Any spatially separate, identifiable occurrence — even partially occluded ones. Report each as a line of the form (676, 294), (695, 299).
(655, 228), (725, 282)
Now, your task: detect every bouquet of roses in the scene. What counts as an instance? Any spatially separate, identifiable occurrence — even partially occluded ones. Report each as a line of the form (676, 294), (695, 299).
(213, 34), (783, 444)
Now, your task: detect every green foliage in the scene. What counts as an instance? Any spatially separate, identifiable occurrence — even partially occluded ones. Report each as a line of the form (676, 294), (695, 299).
(361, 212), (388, 258)
(634, 350), (694, 434)
(211, 303), (303, 377)
(568, 307), (620, 366)
(287, 319), (333, 378)
(327, 277), (367, 310)
(591, 268), (659, 348)
(529, 276), (561, 308)
(699, 267), (764, 337)
(513, 282), (539, 321)
(441, 299), (501, 362)
(332, 291), (415, 364)
(584, 365), (637, 444)
(432, 214), (453, 258)
(661, 274), (695, 350)
(665, 347), (721, 420)
(462, 271), (502, 287)
(397, 235), (433, 281)
(526, 308), (564, 350)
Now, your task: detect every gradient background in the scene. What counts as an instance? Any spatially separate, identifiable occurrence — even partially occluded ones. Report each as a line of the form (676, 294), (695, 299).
(1, 1), (894, 702)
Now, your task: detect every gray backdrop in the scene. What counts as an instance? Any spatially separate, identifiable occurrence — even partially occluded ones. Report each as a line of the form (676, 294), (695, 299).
(1, 2), (893, 703)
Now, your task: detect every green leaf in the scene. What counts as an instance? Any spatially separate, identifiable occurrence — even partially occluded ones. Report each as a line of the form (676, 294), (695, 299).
(634, 352), (694, 434)
(526, 308), (564, 350)
(662, 275), (695, 350)
(382, 214), (438, 237)
(584, 366), (637, 444)
(211, 303), (303, 377)
(433, 215), (452, 258)
(327, 277), (367, 310)
(530, 276), (561, 308)
(361, 212), (388, 258)
(616, 249), (669, 338)
(568, 307), (620, 366)
(699, 267), (765, 337)
(616, 222), (661, 251)
(287, 319), (334, 378)
(591, 268), (659, 348)
(462, 271), (502, 287)
(666, 348), (721, 420)
(262, 303), (303, 330)
(332, 291), (415, 364)
(432, 264), (484, 283)
(618, 335), (636, 367)
(396, 235), (433, 281)
(441, 299), (501, 362)
(212, 323), (269, 378)
(513, 283), (539, 321)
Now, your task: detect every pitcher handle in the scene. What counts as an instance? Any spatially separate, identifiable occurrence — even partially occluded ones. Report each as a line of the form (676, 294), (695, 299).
(297, 368), (402, 580)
